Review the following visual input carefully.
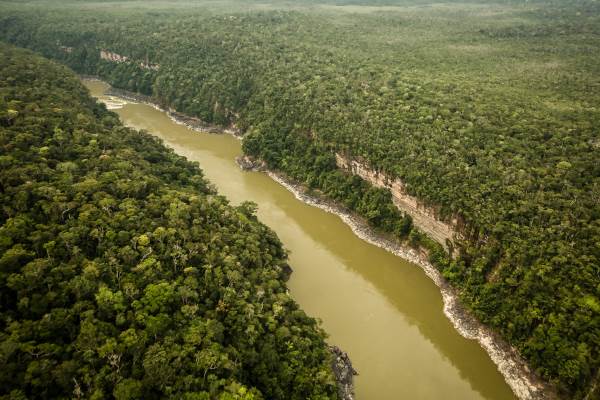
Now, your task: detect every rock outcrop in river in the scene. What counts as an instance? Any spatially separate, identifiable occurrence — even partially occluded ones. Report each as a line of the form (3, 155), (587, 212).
(236, 155), (266, 171)
(329, 345), (358, 400)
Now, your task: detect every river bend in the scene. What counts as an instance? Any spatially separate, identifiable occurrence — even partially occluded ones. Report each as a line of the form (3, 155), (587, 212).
(85, 80), (516, 400)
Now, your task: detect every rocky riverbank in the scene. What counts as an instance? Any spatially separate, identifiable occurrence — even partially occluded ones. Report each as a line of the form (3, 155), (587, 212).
(236, 155), (266, 171)
(329, 346), (358, 400)
(264, 169), (557, 400)
(103, 86), (242, 136)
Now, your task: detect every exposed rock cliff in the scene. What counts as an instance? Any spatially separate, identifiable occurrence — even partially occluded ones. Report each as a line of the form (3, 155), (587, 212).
(100, 49), (129, 63)
(99, 49), (159, 70)
(335, 153), (459, 249)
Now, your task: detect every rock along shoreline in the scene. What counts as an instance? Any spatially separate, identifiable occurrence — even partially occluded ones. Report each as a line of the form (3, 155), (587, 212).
(102, 84), (242, 137)
(263, 168), (557, 400)
(85, 78), (556, 400)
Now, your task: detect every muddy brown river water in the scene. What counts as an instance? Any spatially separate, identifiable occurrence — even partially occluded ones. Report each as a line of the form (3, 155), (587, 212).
(85, 80), (517, 400)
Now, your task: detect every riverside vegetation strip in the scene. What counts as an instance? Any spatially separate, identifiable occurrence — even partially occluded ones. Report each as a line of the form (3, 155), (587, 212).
(0, 44), (344, 400)
(0, 0), (598, 398)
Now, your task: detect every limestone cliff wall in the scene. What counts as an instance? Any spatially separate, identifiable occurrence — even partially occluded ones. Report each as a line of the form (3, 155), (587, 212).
(100, 50), (159, 70)
(335, 153), (459, 248)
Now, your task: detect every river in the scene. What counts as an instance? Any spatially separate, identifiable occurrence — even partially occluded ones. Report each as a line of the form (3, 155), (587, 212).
(84, 80), (517, 400)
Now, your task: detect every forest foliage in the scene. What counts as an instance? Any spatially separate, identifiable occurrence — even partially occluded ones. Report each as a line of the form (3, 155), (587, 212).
(0, 43), (339, 400)
(0, 0), (599, 398)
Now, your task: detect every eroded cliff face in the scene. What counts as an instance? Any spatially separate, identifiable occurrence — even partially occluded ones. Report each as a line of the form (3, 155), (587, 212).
(335, 153), (459, 248)
(99, 49), (160, 70)
(100, 49), (129, 63)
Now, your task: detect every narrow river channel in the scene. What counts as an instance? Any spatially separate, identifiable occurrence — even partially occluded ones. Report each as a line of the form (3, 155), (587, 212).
(85, 80), (517, 400)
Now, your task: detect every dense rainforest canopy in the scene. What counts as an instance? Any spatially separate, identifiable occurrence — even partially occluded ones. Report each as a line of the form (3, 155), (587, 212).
(0, 0), (599, 398)
(0, 43), (340, 400)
